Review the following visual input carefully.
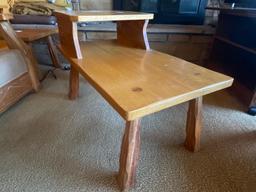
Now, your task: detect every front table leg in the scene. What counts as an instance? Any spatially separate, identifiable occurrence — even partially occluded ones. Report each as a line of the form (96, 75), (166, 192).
(69, 66), (79, 100)
(184, 97), (203, 152)
(118, 119), (141, 191)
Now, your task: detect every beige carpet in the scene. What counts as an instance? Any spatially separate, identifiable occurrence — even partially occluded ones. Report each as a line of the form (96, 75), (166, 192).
(0, 69), (255, 192)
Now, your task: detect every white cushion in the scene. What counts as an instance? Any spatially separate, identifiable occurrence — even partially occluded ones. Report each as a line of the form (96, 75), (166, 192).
(0, 49), (28, 87)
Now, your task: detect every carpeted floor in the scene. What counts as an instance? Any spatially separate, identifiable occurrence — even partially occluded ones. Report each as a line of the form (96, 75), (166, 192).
(0, 69), (255, 192)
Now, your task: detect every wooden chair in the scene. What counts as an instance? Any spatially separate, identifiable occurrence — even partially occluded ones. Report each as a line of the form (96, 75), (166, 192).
(15, 28), (61, 81)
(0, 12), (39, 112)
(15, 28), (61, 69)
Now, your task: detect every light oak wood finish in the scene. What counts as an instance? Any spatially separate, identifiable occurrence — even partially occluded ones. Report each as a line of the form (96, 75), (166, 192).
(117, 20), (150, 50)
(54, 10), (154, 22)
(118, 119), (141, 191)
(63, 41), (233, 121)
(185, 97), (203, 152)
(54, 11), (153, 99)
(55, 12), (82, 98)
(69, 66), (79, 100)
(0, 20), (40, 92)
(60, 41), (233, 191)
(0, 73), (32, 113)
(54, 12), (82, 59)
(55, 11), (234, 191)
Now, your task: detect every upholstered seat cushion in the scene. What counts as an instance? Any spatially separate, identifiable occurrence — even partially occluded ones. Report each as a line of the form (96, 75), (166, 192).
(11, 14), (57, 25)
(0, 49), (28, 87)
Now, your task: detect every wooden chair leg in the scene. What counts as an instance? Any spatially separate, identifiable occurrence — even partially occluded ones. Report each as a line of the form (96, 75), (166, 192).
(184, 97), (203, 152)
(69, 66), (79, 100)
(27, 43), (40, 92)
(47, 35), (61, 68)
(117, 119), (141, 191)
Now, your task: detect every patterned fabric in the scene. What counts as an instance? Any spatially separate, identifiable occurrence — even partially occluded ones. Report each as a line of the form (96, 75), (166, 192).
(11, 2), (53, 15)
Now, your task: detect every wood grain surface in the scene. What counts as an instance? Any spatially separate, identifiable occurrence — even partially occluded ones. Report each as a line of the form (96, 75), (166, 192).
(118, 119), (141, 191)
(61, 41), (233, 121)
(54, 10), (154, 22)
(55, 12), (82, 59)
(184, 97), (203, 152)
(117, 20), (150, 50)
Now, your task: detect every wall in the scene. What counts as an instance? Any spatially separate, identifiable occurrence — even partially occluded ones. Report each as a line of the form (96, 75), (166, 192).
(80, 0), (217, 26)
(80, 0), (216, 21)
(0, 0), (10, 13)
(80, 0), (112, 10)
(0, 0), (112, 11)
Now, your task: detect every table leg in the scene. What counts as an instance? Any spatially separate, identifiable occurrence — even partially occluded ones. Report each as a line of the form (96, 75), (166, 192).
(47, 35), (61, 68)
(184, 97), (203, 152)
(27, 42), (40, 92)
(69, 66), (79, 100)
(117, 119), (141, 191)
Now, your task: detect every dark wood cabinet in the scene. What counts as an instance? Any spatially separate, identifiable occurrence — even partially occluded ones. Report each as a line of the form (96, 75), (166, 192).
(113, 0), (208, 24)
(210, 7), (256, 115)
(225, 0), (256, 8)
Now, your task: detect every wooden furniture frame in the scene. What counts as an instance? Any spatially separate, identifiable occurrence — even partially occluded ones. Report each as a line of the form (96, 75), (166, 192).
(15, 29), (61, 69)
(54, 10), (233, 191)
(0, 13), (40, 112)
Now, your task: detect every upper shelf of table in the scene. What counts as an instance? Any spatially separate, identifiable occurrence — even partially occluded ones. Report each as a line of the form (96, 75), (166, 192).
(54, 10), (154, 22)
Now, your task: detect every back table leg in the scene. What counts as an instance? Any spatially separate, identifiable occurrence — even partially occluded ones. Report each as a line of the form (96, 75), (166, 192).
(47, 35), (61, 69)
(118, 119), (141, 191)
(69, 66), (79, 100)
(185, 97), (203, 152)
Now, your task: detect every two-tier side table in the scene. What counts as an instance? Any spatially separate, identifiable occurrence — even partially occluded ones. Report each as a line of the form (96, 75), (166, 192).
(54, 10), (233, 191)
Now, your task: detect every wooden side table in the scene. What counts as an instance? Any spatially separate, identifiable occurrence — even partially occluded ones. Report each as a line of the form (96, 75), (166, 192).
(15, 28), (61, 69)
(54, 10), (234, 191)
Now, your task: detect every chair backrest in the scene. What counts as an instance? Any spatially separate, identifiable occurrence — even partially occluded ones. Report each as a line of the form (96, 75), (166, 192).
(0, 10), (40, 91)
